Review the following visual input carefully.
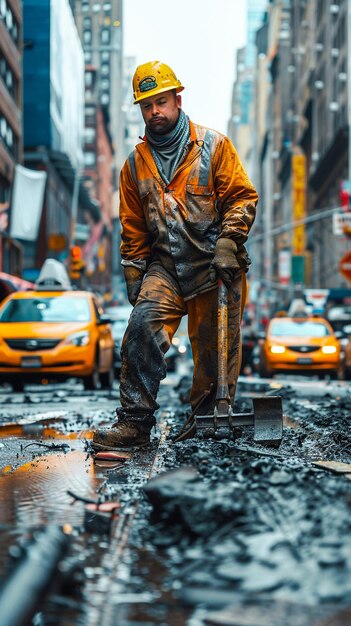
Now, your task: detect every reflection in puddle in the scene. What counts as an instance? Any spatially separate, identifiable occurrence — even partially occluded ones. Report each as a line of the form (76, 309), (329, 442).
(110, 548), (191, 626)
(0, 450), (99, 528)
(0, 423), (93, 441)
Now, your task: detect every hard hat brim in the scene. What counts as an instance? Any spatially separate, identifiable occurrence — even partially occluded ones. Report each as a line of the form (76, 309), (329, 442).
(134, 84), (184, 105)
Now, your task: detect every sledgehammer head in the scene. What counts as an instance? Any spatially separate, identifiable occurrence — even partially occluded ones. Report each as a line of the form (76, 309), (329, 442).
(174, 396), (283, 446)
(252, 396), (283, 445)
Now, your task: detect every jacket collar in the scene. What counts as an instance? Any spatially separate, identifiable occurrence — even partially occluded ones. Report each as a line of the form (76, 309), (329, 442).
(135, 119), (202, 185)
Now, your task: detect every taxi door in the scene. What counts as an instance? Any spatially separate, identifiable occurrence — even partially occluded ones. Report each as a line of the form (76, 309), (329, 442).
(93, 299), (113, 370)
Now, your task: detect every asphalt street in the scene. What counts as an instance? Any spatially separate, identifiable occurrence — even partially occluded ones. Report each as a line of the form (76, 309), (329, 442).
(0, 373), (351, 626)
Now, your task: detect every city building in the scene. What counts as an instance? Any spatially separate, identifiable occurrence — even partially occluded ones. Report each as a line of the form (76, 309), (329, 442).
(72, 0), (124, 299)
(22, 0), (95, 281)
(228, 0), (267, 176)
(0, 0), (23, 273)
(81, 64), (114, 294)
(247, 0), (350, 321)
(73, 0), (123, 173)
(306, 0), (349, 288)
(120, 56), (144, 166)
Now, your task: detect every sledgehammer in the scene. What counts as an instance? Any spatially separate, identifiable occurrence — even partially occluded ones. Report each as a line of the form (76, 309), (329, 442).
(194, 279), (283, 445)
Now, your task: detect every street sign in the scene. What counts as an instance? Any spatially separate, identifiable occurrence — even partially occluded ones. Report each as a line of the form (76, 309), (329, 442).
(292, 255), (305, 284)
(278, 249), (291, 285)
(339, 251), (351, 282)
(304, 289), (329, 310)
(333, 212), (351, 236)
(292, 155), (306, 254)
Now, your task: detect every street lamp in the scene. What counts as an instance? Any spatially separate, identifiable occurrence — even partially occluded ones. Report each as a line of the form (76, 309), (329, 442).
(69, 161), (82, 248)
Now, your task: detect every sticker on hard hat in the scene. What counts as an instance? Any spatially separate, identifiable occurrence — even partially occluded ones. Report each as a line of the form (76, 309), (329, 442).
(139, 76), (157, 92)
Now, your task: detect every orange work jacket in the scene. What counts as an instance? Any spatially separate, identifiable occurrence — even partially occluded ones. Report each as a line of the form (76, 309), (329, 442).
(119, 120), (258, 300)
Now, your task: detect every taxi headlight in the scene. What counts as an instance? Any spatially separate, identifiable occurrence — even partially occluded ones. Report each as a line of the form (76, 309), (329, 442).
(322, 345), (337, 354)
(270, 345), (286, 354)
(64, 331), (90, 347)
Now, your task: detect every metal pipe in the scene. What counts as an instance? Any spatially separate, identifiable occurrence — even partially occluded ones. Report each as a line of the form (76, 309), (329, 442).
(0, 525), (70, 626)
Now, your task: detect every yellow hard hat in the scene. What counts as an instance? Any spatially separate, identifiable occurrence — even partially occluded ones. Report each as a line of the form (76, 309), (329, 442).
(133, 60), (184, 104)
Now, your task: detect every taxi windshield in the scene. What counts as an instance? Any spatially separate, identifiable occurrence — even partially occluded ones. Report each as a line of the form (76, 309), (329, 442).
(0, 297), (91, 323)
(270, 320), (330, 338)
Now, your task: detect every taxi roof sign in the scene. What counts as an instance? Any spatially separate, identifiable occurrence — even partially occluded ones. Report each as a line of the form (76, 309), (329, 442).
(35, 259), (72, 291)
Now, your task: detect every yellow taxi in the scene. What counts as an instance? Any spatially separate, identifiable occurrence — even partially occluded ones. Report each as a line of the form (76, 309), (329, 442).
(0, 260), (114, 391)
(259, 315), (342, 379)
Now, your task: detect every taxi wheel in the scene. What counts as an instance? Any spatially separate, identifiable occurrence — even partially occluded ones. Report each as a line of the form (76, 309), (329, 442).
(83, 359), (100, 391)
(100, 364), (114, 389)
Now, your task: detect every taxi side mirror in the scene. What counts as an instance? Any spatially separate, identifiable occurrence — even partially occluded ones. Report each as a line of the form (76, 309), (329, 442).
(97, 314), (111, 325)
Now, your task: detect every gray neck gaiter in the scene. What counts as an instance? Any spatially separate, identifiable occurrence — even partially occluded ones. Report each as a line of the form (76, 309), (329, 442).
(146, 110), (190, 185)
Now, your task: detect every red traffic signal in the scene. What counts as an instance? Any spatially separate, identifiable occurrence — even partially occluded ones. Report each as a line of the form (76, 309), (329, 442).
(70, 245), (82, 260)
(69, 246), (85, 279)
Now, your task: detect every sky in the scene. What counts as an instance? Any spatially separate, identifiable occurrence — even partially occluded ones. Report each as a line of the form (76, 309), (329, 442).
(123, 0), (248, 135)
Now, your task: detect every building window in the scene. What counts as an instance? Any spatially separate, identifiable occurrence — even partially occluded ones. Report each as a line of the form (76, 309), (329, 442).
(84, 127), (96, 144)
(84, 151), (96, 167)
(101, 78), (109, 90)
(103, 2), (112, 10)
(85, 71), (93, 87)
(85, 106), (96, 125)
(0, 51), (18, 101)
(101, 51), (109, 61)
(83, 16), (91, 28)
(0, 113), (18, 159)
(101, 93), (109, 105)
(0, 0), (20, 46)
(83, 30), (92, 45)
(82, 0), (90, 11)
(101, 63), (109, 76)
(100, 28), (110, 44)
(84, 51), (92, 64)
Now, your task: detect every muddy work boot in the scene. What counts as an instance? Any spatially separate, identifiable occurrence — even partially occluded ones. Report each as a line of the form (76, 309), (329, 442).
(92, 409), (156, 451)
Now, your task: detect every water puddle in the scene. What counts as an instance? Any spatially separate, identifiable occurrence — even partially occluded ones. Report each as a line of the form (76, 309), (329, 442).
(0, 450), (100, 526)
(0, 422), (92, 442)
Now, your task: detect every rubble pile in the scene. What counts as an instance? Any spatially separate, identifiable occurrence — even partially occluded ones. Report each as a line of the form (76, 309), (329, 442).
(123, 391), (351, 623)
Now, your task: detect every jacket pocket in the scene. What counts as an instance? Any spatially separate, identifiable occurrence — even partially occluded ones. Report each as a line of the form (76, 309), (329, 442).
(140, 190), (159, 234)
(185, 184), (217, 232)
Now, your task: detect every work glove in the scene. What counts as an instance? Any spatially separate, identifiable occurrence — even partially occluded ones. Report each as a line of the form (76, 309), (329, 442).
(209, 238), (250, 289)
(123, 266), (145, 306)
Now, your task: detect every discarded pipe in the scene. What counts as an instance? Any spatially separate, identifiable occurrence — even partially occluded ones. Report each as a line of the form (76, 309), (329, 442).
(0, 525), (70, 626)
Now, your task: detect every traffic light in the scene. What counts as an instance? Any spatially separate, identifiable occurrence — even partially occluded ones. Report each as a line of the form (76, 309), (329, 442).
(68, 245), (85, 280)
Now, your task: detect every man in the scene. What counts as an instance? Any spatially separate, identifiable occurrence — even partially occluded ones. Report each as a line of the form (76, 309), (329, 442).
(93, 60), (258, 451)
